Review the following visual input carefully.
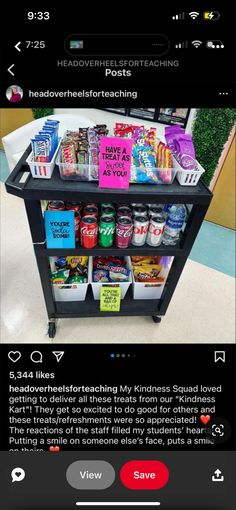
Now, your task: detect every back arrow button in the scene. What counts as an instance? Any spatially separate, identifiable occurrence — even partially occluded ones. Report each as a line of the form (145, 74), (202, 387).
(8, 64), (15, 76)
(15, 41), (22, 52)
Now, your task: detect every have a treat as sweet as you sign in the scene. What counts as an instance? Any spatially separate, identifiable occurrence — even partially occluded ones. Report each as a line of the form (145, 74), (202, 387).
(99, 137), (133, 189)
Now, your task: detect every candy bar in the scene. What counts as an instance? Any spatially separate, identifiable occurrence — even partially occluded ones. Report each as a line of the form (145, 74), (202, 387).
(131, 256), (162, 265)
(51, 269), (70, 284)
(109, 271), (130, 282)
(133, 264), (165, 283)
(66, 256), (88, 269)
(93, 270), (110, 282)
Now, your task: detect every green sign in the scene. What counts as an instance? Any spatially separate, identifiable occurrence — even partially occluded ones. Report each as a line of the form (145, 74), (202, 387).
(100, 286), (121, 312)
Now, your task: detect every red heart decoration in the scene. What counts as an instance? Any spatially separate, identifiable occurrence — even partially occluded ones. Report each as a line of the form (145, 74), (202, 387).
(200, 415), (211, 425)
(49, 446), (60, 452)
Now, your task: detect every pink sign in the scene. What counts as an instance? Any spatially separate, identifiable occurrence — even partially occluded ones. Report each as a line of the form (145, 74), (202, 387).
(99, 137), (133, 189)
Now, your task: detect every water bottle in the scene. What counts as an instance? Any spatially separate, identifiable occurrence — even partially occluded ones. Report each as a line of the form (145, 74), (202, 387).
(162, 204), (186, 245)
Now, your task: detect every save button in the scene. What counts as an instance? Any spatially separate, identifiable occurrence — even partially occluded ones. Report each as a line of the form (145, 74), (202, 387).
(120, 460), (169, 490)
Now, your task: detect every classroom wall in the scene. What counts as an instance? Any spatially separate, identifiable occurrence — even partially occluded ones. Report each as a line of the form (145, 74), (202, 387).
(54, 108), (196, 138)
(206, 135), (236, 230)
(0, 109), (33, 149)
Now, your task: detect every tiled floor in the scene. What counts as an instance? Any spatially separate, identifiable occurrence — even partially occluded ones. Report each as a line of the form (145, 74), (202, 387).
(0, 150), (10, 182)
(189, 221), (235, 278)
(0, 182), (235, 344)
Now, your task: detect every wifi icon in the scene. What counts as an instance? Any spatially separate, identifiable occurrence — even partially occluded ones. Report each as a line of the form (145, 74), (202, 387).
(189, 11), (200, 19)
(192, 40), (202, 48)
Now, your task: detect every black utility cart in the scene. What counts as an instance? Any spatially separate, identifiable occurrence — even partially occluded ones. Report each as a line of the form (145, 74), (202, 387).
(5, 146), (212, 338)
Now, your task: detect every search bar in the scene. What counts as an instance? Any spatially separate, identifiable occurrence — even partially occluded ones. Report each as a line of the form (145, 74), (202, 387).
(76, 503), (161, 506)
(65, 34), (169, 56)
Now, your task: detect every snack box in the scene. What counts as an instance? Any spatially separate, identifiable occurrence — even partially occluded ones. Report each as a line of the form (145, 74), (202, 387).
(26, 139), (61, 179)
(89, 256), (132, 300)
(130, 166), (177, 185)
(132, 257), (174, 300)
(51, 257), (90, 302)
(56, 151), (98, 181)
(175, 159), (205, 186)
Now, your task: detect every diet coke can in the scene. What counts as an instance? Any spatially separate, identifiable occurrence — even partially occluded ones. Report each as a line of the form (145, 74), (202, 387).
(80, 216), (98, 248)
(82, 205), (99, 218)
(147, 203), (163, 209)
(146, 214), (166, 247)
(116, 216), (133, 249)
(132, 216), (149, 246)
(149, 206), (165, 218)
(133, 205), (147, 217)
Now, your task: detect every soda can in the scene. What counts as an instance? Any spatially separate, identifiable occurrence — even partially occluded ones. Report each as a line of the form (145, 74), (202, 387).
(65, 201), (83, 212)
(65, 202), (82, 242)
(101, 205), (116, 217)
(132, 216), (149, 246)
(84, 203), (97, 207)
(99, 215), (116, 248)
(82, 205), (99, 218)
(146, 214), (166, 247)
(116, 216), (133, 249)
(80, 216), (98, 248)
(115, 203), (129, 209)
(117, 206), (132, 218)
(147, 203), (163, 208)
(149, 206), (165, 218)
(133, 205), (147, 217)
(47, 200), (65, 211)
(100, 202), (113, 208)
(131, 203), (145, 207)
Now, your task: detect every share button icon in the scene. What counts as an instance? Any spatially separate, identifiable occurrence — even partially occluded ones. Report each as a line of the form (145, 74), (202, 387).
(52, 351), (65, 362)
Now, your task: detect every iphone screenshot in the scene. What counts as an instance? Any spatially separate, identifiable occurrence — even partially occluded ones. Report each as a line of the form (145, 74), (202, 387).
(0, 4), (235, 510)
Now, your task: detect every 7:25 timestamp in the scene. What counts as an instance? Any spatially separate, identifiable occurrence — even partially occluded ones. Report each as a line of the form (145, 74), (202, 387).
(25, 41), (46, 49)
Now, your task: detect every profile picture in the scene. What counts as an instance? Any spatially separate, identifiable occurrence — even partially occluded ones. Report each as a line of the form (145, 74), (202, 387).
(6, 85), (23, 103)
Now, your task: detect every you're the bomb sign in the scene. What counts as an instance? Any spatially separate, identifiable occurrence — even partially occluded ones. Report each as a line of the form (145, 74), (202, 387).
(99, 137), (133, 189)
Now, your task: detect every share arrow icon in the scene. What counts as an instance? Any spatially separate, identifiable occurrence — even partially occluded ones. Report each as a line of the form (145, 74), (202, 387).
(52, 351), (65, 362)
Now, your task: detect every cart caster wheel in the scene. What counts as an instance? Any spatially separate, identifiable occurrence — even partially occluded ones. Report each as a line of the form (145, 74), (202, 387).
(48, 322), (56, 338)
(152, 316), (162, 323)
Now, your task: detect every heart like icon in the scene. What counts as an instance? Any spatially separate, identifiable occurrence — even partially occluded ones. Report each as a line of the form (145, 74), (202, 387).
(49, 446), (60, 452)
(200, 415), (211, 425)
(8, 351), (21, 363)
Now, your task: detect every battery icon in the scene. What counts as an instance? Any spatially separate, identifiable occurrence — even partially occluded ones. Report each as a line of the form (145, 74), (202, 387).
(206, 40), (224, 49)
(204, 11), (220, 20)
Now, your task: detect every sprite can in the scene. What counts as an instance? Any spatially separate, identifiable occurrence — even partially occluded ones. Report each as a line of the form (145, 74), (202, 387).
(101, 205), (116, 217)
(99, 215), (116, 247)
(100, 202), (113, 209)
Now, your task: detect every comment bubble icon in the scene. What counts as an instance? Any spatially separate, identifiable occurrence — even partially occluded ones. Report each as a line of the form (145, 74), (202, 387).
(30, 351), (43, 363)
(11, 467), (25, 483)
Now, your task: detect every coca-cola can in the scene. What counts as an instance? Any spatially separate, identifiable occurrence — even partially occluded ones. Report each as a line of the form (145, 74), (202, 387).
(133, 205), (147, 217)
(80, 216), (98, 248)
(84, 203), (97, 207)
(65, 201), (82, 212)
(146, 214), (166, 247)
(117, 206), (132, 218)
(47, 201), (65, 211)
(132, 216), (149, 246)
(82, 205), (99, 218)
(116, 216), (133, 249)
(65, 202), (82, 242)
(149, 206), (165, 218)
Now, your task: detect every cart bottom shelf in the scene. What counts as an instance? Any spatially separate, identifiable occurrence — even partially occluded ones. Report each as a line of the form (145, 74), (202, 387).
(52, 287), (161, 318)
